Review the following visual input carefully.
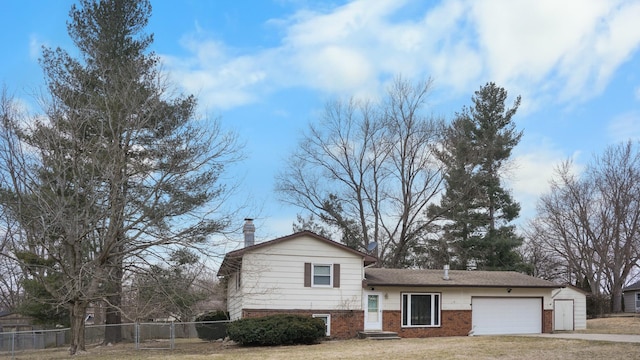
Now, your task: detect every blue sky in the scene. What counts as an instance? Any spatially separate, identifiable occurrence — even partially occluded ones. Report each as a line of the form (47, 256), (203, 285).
(2, 0), (640, 249)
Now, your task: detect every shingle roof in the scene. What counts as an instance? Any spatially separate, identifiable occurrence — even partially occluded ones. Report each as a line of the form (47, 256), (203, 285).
(623, 280), (640, 292)
(365, 268), (559, 288)
(217, 231), (377, 276)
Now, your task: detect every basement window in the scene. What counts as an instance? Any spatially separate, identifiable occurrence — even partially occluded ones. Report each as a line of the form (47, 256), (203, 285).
(312, 314), (331, 336)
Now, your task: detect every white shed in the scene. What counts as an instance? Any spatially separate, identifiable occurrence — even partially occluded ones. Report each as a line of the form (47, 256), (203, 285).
(552, 285), (587, 331)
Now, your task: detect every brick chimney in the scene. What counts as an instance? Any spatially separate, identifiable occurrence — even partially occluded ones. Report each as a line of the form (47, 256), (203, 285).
(243, 218), (255, 247)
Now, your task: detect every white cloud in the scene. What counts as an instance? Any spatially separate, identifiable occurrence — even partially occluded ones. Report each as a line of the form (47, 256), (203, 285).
(508, 138), (584, 221)
(160, 36), (268, 110)
(470, 0), (640, 104)
(608, 111), (640, 142)
(29, 34), (43, 60)
(163, 0), (640, 111)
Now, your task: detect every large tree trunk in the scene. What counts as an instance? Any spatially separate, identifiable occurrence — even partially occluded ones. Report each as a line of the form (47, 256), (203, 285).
(611, 286), (623, 313)
(69, 301), (87, 355)
(104, 297), (122, 344)
(104, 259), (123, 344)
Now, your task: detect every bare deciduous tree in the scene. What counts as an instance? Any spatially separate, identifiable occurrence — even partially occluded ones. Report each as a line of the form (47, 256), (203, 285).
(276, 76), (445, 267)
(531, 142), (640, 313)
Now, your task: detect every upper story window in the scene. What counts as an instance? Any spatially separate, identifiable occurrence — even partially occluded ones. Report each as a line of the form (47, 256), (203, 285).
(304, 263), (340, 288)
(313, 264), (332, 286)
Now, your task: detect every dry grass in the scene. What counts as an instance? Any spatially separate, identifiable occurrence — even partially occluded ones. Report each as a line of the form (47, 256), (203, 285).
(578, 316), (640, 334)
(7, 336), (639, 360)
(5, 317), (640, 360)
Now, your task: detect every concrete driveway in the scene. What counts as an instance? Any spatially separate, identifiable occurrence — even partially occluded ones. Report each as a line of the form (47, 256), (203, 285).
(527, 333), (640, 343)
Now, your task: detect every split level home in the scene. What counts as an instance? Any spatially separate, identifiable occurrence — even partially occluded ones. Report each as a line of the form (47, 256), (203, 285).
(217, 219), (562, 339)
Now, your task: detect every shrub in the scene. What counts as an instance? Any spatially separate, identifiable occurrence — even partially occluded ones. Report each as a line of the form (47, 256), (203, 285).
(195, 310), (229, 341)
(226, 314), (326, 346)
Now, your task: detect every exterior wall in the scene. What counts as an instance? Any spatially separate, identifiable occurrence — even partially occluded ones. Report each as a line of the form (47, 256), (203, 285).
(369, 286), (554, 336)
(552, 287), (587, 330)
(383, 310), (472, 337)
(371, 286), (555, 311)
(623, 291), (638, 313)
(240, 235), (365, 311)
(543, 310), (552, 333)
(227, 271), (242, 320)
(242, 309), (364, 339)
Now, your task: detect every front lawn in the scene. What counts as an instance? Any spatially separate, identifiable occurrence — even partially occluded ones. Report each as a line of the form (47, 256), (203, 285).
(7, 333), (639, 360)
(578, 316), (640, 335)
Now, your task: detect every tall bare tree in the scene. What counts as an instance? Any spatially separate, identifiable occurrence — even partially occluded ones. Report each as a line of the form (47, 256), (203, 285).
(0, 0), (241, 354)
(531, 142), (640, 313)
(276, 76), (445, 267)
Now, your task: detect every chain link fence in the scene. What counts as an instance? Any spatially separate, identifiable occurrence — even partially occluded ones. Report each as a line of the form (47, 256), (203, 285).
(0, 320), (229, 359)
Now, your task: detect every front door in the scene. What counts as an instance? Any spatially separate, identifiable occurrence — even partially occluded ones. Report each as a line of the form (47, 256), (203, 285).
(364, 291), (383, 330)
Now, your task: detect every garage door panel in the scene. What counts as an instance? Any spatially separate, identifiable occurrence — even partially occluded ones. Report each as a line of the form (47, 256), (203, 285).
(472, 298), (542, 335)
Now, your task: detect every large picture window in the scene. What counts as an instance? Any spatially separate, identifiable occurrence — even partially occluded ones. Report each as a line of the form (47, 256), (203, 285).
(402, 293), (440, 327)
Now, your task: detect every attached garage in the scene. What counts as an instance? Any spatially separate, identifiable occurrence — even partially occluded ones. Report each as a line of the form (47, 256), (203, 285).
(472, 297), (542, 335)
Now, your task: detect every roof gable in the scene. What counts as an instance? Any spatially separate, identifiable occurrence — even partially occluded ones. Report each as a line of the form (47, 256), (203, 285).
(365, 268), (559, 288)
(559, 283), (590, 295)
(623, 280), (640, 292)
(217, 230), (376, 276)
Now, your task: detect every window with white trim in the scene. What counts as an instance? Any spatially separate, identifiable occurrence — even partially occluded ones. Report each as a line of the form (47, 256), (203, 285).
(312, 314), (331, 336)
(312, 264), (332, 286)
(636, 292), (640, 309)
(402, 293), (440, 327)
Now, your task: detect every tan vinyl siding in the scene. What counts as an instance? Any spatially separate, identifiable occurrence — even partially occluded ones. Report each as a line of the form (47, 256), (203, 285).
(239, 235), (364, 311)
(368, 286), (555, 311)
(553, 287), (587, 329)
(227, 271), (243, 320)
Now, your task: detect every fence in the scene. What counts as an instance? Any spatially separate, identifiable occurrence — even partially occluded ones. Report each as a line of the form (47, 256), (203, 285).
(0, 320), (229, 359)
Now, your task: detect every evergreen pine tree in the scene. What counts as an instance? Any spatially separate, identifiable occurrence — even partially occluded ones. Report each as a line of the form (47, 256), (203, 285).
(430, 82), (524, 270)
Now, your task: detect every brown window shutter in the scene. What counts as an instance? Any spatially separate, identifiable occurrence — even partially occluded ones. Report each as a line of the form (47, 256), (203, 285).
(304, 262), (311, 287)
(333, 264), (340, 288)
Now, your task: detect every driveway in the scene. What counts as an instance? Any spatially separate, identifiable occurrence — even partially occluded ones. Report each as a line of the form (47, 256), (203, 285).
(527, 333), (640, 343)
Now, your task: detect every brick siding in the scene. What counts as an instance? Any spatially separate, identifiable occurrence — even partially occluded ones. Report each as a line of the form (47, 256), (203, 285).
(242, 309), (364, 339)
(383, 309), (553, 336)
(241, 307), (552, 339)
(543, 309), (552, 333)
(383, 310), (472, 337)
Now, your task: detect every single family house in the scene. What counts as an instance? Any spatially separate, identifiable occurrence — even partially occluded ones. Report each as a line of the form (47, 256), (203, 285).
(623, 280), (640, 313)
(217, 220), (560, 339)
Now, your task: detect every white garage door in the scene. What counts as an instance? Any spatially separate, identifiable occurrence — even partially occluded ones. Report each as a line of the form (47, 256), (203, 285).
(472, 298), (542, 335)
